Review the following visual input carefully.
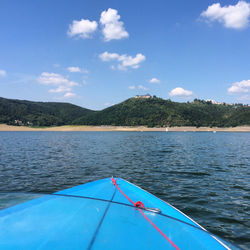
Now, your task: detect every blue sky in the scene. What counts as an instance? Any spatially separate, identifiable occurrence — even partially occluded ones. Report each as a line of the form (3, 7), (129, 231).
(0, 0), (250, 110)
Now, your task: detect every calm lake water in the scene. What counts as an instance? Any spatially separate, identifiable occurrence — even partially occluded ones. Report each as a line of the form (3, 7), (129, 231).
(0, 131), (249, 248)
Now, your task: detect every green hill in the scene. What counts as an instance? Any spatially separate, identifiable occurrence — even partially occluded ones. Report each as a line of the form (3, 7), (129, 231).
(73, 97), (250, 127)
(0, 96), (249, 127)
(0, 97), (94, 126)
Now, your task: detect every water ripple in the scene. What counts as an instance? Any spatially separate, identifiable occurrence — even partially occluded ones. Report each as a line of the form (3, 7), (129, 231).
(0, 131), (249, 248)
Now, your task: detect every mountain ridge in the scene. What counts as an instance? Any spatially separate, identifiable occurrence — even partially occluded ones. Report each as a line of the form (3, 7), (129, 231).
(0, 96), (249, 127)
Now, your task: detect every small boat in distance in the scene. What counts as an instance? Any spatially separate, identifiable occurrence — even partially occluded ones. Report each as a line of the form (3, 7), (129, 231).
(0, 178), (238, 249)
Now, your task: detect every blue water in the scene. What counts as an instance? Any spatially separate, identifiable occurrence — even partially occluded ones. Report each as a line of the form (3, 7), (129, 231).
(0, 131), (249, 248)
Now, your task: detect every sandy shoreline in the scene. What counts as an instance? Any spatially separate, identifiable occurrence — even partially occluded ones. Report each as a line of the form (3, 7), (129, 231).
(0, 124), (250, 132)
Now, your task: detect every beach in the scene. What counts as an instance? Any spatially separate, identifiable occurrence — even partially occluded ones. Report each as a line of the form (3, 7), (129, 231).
(0, 124), (250, 132)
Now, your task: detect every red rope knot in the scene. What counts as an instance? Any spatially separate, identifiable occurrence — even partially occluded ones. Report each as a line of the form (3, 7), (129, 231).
(110, 177), (179, 249)
(135, 201), (145, 209)
(111, 177), (117, 185)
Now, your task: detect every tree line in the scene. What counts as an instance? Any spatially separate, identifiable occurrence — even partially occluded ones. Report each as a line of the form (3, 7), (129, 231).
(0, 96), (249, 127)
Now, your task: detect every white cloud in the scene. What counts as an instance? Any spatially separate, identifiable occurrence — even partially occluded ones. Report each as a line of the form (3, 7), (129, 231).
(0, 70), (6, 77)
(149, 78), (160, 84)
(37, 72), (79, 98)
(67, 66), (88, 74)
(138, 85), (148, 91)
(201, 1), (250, 29)
(68, 18), (98, 38)
(67, 66), (81, 72)
(169, 87), (193, 97)
(99, 52), (119, 61)
(100, 8), (129, 41)
(99, 51), (145, 70)
(119, 54), (145, 69)
(48, 86), (71, 93)
(228, 79), (250, 93)
(128, 85), (136, 90)
(63, 92), (76, 98)
(38, 72), (78, 87)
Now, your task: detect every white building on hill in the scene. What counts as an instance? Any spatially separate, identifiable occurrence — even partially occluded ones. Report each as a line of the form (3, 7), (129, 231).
(135, 94), (152, 99)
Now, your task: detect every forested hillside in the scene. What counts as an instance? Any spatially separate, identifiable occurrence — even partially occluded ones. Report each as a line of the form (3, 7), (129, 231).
(73, 97), (250, 127)
(0, 97), (94, 126)
(0, 96), (249, 127)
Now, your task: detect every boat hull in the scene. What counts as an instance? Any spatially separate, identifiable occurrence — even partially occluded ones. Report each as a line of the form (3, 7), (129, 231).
(0, 177), (236, 249)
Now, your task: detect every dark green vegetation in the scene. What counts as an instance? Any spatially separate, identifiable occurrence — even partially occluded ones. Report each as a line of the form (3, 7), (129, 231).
(0, 97), (94, 126)
(0, 96), (249, 127)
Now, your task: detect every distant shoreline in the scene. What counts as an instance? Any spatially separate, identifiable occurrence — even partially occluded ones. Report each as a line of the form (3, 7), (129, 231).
(1, 124), (250, 132)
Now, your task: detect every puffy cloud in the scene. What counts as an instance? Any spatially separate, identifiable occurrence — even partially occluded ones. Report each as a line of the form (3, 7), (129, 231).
(128, 85), (136, 90)
(119, 54), (145, 69)
(99, 52), (119, 61)
(169, 87), (193, 97)
(149, 78), (160, 84)
(228, 79), (250, 93)
(68, 18), (98, 38)
(100, 8), (129, 41)
(37, 72), (79, 98)
(67, 66), (88, 73)
(67, 8), (129, 41)
(138, 85), (148, 91)
(38, 72), (78, 87)
(201, 1), (250, 29)
(99, 51), (145, 70)
(0, 70), (6, 77)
